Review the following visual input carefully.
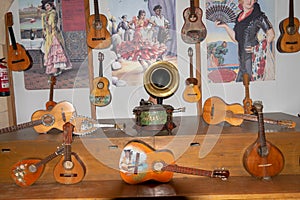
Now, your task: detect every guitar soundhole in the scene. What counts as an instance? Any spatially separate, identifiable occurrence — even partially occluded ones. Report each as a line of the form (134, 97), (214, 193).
(189, 14), (198, 22)
(152, 161), (165, 172)
(97, 81), (104, 89)
(287, 25), (296, 35)
(93, 21), (103, 30)
(41, 114), (55, 127)
(187, 30), (205, 42)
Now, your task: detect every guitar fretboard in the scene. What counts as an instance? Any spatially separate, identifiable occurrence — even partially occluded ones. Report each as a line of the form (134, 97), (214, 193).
(163, 164), (212, 177)
(0, 119), (42, 134)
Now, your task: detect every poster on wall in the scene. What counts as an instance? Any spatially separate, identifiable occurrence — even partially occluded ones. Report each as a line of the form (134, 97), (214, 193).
(205, 0), (275, 83)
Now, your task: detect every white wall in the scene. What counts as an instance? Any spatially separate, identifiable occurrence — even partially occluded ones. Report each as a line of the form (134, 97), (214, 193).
(9, 0), (300, 123)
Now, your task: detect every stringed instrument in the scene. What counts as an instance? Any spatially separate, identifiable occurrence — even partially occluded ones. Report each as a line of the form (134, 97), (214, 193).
(183, 47), (201, 103)
(203, 96), (296, 128)
(86, 0), (112, 49)
(0, 101), (76, 134)
(119, 140), (229, 184)
(181, 0), (207, 44)
(53, 122), (86, 184)
(277, 0), (300, 53)
(242, 73), (253, 114)
(90, 52), (112, 106)
(243, 101), (285, 180)
(5, 12), (32, 71)
(11, 146), (64, 187)
(45, 76), (57, 110)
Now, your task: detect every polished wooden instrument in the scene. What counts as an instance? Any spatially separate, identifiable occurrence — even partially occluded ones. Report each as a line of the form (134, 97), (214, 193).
(11, 146), (64, 187)
(242, 73), (253, 114)
(181, 0), (207, 44)
(90, 52), (112, 106)
(277, 0), (300, 53)
(183, 47), (201, 103)
(243, 101), (285, 180)
(53, 122), (86, 184)
(203, 96), (296, 128)
(86, 0), (111, 49)
(119, 140), (229, 184)
(45, 76), (57, 110)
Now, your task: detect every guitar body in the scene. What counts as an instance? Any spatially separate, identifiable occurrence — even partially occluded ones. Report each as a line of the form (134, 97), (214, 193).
(7, 43), (32, 71)
(90, 76), (112, 106)
(277, 17), (300, 53)
(183, 78), (201, 103)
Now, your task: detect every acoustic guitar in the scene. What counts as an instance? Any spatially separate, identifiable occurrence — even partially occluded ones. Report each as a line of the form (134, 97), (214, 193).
(90, 52), (112, 106)
(86, 0), (111, 49)
(119, 140), (229, 184)
(53, 122), (86, 184)
(277, 0), (300, 53)
(5, 12), (32, 71)
(11, 145), (64, 187)
(181, 0), (207, 44)
(243, 101), (284, 180)
(183, 47), (201, 103)
(45, 76), (57, 110)
(242, 73), (253, 114)
(203, 96), (296, 128)
(0, 101), (76, 134)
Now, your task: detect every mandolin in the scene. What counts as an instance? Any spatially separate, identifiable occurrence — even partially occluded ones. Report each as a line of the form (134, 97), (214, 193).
(181, 0), (207, 44)
(90, 52), (112, 106)
(5, 12), (32, 71)
(53, 122), (86, 184)
(86, 0), (112, 49)
(277, 0), (300, 53)
(242, 73), (253, 114)
(11, 146), (64, 187)
(45, 76), (57, 110)
(119, 140), (229, 184)
(243, 101), (285, 180)
(0, 101), (76, 134)
(203, 96), (296, 128)
(183, 47), (201, 103)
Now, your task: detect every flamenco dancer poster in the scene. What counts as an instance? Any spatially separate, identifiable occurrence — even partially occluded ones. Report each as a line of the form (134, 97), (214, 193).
(205, 0), (275, 83)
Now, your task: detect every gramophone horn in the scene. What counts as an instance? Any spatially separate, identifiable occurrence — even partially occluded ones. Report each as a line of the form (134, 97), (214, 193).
(143, 61), (179, 98)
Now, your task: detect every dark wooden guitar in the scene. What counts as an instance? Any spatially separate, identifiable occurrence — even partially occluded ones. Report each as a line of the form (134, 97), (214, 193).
(119, 140), (229, 184)
(90, 52), (112, 106)
(243, 101), (285, 180)
(5, 12), (32, 71)
(11, 146), (64, 187)
(86, 0), (111, 49)
(183, 47), (201, 103)
(181, 0), (207, 44)
(203, 96), (296, 128)
(242, 73), (253, 114)
(53, 122), (86, 184)
(277, 0), (300, 53)
(45, 76), (57, 110)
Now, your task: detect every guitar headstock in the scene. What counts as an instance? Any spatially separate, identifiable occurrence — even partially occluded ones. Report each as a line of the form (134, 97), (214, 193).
(5, 12), (14, 27)
(63, 122), (74, 145)
(212, 169), (230, 180)
(98, 52), (104, 62)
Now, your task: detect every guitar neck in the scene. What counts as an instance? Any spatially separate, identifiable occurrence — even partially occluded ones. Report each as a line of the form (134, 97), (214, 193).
(99, 60), (103, 77)
(0, 119), (42, 134)
(190, 0), (196, 13)
(289, 0), (294, 26)
(94, 0), (100, 22)
(189, 55), (193, 78)
(8, 26), (17, 50)
(163, 164), (212, 177)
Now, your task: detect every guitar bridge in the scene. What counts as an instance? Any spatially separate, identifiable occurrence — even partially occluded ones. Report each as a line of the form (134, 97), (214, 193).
(92, 37), (106, 41)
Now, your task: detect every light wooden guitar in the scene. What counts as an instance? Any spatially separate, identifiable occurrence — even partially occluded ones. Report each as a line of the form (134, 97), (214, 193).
(53, 122), (86, 184)
(86, 0), (111, 49)
(119, 140), (229, 184)
(11, 146), (64, 187)
(45, 76), (57, 110)
(181, 0), (207, 44)
(183, 47), (201, 103)
(243, 101), (285, 180)
(242, 73), (253, 114)
(5, 12), (32, 71)
(90, 52), (112, 106)
(277, 0), (300, 53)
(0, 101), (76, 134)
(203, 96), (296, 128)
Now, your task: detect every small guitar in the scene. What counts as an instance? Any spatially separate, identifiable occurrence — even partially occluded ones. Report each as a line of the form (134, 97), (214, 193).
(45, 76), (57, 110)
(242, 73), (253, 114)
(5, 12), (32, 71)
(243, 101), (285, 180)
(183, 47), (201, 103)
(0, 101), (76, 134)
(11, 146), (64, 187)
(90, 52), (112, 106)
(119, 140), (229, 184)
(203, 96), (296, 128)
(277, 0), (300, 53)
(53, 122), (86, 184)
(181, 0), (207, 44)
(86, 0), (111, 49)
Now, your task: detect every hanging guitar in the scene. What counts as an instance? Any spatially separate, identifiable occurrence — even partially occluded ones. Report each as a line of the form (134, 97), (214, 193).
(5, 12), (32, 71)
(181, 0), (207, 44)
(86, 0), (112, 49)
(119, 140), (229, 184)
(53, 122), (86, 184)
(90, 52), (112, 106)
(183, 47), (201, 103)
(11, 145), (64, 187)
(242, 73), (253, 114)
(45, 76), (57, 110)
(0, 101), (76, 134)
(243, 101), (285, 180)
(203, 96), (296, 128)
(277, 0), (300, 53)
